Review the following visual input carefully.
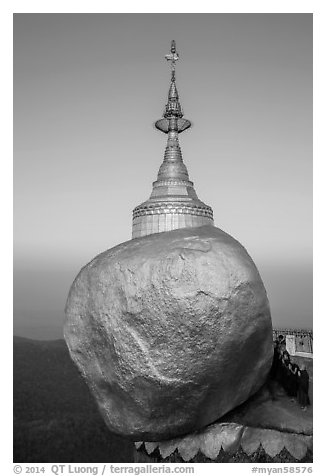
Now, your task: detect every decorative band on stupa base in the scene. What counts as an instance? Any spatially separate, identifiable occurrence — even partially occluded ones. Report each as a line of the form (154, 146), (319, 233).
(132, 201), (214, 238)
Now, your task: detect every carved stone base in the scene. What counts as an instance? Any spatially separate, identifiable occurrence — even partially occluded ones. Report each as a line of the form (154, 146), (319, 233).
(134, 426), (312, 463)
(134, 378), (313, 463)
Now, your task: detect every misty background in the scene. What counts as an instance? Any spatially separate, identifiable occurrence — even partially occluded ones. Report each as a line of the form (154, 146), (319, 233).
(14, 13), (312, 339)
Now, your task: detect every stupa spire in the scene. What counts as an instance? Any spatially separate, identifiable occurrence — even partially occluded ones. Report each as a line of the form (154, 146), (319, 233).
(155, 41), (191, 133)
(132, 41), (214, 239)
(162, 40), (183, 119)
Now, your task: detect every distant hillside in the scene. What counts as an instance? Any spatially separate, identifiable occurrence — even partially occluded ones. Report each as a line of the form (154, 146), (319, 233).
(13, 336), (134, 463)
(13, 324), (64, 340)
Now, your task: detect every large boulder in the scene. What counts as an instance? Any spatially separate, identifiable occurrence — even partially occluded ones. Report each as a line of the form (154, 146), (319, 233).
(64, 225), (273, 441)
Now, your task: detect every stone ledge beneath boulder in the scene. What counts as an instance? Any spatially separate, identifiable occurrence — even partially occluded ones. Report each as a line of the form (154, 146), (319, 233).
(134, 378), (313, 463)
(135, 424), (312, 463)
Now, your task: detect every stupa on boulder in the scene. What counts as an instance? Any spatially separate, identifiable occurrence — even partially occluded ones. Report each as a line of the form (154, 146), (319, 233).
(64, 41), (274, 443)
(132, 40), (213, 238)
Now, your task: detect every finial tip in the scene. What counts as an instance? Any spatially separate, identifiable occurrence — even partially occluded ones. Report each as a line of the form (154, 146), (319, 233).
(164, 41), (179, 64)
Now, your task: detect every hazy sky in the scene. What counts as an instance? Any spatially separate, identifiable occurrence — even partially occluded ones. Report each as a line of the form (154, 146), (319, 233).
(14, 13), (312, 339)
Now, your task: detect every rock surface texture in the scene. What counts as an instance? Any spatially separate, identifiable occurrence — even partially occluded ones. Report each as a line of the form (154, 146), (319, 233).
(64, 226), (273, 441)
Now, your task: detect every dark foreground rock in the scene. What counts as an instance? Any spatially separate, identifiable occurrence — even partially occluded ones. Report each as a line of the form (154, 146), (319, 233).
(65, 226), (273, 441)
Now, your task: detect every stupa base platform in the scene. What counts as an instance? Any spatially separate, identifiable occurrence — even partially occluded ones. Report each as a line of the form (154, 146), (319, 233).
(134, 379), (313, 463)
